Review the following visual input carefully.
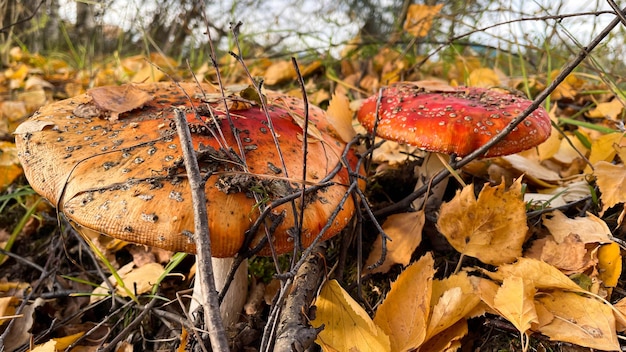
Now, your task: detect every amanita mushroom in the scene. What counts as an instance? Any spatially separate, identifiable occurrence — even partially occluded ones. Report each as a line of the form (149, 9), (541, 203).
(15, 82), (360, 326)
(358, 82), (551, 207)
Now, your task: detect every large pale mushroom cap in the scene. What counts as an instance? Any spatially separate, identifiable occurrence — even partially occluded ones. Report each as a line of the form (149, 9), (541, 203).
(15, 82), (359, 257)
(357, 82), (551, 157)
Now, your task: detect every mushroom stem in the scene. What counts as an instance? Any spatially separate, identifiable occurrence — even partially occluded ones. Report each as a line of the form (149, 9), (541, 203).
(211, 257), (248, 327)
(412, 153), (452, 211)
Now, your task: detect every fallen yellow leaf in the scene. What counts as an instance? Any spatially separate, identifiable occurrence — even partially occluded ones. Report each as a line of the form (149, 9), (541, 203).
(326, 91), (356, 143)
(418, 319), (467, 352)
(482, 258), (582, 292)
(437, 178), (527, 265)
(542, 210), (612, 244)
(373, 253), (434, 351)
(364, 211), (425, 275)
(263, 60), (296, 86)
(312, 280), (391, 352)
(536, 290), (619, 350)
(0, 141), (23, 190)
(403, 4), (443, 38)
(587, 98), (624, 120)
(586, 132), (623, 174)
(594, 161), (626, 215)
(467, 68), (500, 87)
(493, 276), (538, 335)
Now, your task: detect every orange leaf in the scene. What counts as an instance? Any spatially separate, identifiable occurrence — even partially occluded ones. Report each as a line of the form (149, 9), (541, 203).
(373, 253), (434, 351)
(597, 242), (622, 288)
(437, 178), (527, 265)
(364, 211), (425, 275)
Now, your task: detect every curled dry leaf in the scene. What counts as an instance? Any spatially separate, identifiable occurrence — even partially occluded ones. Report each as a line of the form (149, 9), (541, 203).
(364, 210), (425, 275)
(525, 235), (591, 274)
(312, 280), (391, 352)
(437, 177), (527, 265)
(373, 253), (434, 351)
(87, 84), (154, 121)
(542, 210), (612, 244)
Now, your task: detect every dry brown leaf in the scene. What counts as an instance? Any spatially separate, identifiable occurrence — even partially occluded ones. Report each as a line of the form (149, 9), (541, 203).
(597, 242), (622, 288)
(403, 4), (443, 38)
(494, 276), (538, 334)
(87, 84), (154, 121)
(595, 161), (626, 215)
(312, 280), (391, 352)
(374, 253), (434, 351)
(482, 258), (583, 292)
(437, 178), (527, 265)
(364, 211), (425, 275)
(542, 210), (612, 244)
(326, 91), (356, 143)
(263, 60), (296, 85)
(535, 291), (619, 350)
(525, 235), (589, 274)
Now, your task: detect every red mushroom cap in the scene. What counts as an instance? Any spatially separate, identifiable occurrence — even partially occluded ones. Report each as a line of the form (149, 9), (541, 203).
(357, 82), (551, 157)
(15, 82), (361, 257)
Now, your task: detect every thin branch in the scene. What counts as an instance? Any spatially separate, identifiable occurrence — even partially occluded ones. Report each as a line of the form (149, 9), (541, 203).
(173, 108), (229, 351)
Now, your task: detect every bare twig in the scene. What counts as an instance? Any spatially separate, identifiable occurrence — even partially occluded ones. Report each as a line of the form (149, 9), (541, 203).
(173, 108), (229, 351)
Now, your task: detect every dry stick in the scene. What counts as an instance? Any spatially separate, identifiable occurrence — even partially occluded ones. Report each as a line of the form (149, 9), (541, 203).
(273, 245), (327, 352)
(173, 108), (229, 351)
(375, 6), (626, 218)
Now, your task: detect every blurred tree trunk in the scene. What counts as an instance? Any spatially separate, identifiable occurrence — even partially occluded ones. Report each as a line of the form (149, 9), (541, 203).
(76, 0), (97, 46)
